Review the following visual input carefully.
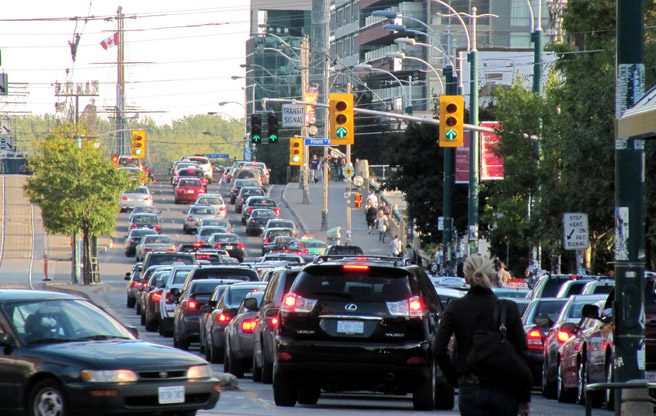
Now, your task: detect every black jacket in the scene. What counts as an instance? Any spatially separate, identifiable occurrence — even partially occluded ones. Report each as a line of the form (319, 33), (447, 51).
(435, 286), (530, 402)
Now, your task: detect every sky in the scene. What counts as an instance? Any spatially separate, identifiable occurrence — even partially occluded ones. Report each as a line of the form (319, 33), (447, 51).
(0, 0), (252, 125)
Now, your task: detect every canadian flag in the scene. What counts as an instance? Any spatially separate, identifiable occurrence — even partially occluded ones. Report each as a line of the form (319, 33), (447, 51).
(100, 32), (119, 50)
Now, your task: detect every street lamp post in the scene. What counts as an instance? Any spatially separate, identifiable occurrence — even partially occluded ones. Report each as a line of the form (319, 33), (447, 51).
(353, 63), (410, 113)
(386, 51), (444, 95)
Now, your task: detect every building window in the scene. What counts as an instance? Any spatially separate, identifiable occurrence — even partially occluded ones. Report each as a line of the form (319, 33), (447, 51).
(345, 4), (351, 24)
(510, 0), (530, 27)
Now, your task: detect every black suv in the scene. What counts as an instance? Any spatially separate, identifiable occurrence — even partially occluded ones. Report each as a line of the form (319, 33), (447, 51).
(272, 260), (454, 410)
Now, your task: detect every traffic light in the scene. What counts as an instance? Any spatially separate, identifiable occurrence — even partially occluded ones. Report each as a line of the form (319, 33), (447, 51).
(289, 137), (303, 166)
(267, 112), (279, 143)
(131, 130), (147, 159)
(329, 93), (354, 145)
(439, 95), (464, 147)
(251, 114), (262, 143)
(110, 154), (119, 166)
(354, 192), (363, 209)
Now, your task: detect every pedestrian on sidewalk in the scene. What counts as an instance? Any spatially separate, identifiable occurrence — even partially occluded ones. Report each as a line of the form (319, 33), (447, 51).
(378, 200), (390, 216)
(365, 201), (377, 234)
(390, 235), (402, 257)
(403, 244), (414, 264)
(309, 154), (320, 183)
(375, 211), (388, 243)
(366, 189), (378, 209)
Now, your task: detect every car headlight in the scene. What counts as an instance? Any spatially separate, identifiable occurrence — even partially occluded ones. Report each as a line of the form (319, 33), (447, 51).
(186, 364), (212, 380)
(80, 369), (139, 383)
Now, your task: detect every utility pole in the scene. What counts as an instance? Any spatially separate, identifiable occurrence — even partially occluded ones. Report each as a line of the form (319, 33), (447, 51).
(116, 6), (126, 155)
(311, 0), (330, 230)
(531, 0), (543, 96)
(345, 82), (353, 244)
(467, 7), (480, 255)
(300, 36), (310, 204)
(442, 64), (456, 274)
(613, 0), (645, 411)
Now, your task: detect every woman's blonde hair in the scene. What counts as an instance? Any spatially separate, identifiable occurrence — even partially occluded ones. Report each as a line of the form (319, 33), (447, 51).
(463, 254), (495, 289)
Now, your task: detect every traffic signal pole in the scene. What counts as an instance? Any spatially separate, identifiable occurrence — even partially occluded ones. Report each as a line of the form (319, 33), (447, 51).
(467, 7), (480, 256)
(300, 36), (310, 204)
(613, 0), (646, 411)
(442, 65), (457, 274)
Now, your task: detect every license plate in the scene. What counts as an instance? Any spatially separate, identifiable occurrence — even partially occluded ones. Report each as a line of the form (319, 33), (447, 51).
(647, 371), (656, 382)
(158, 385), (185, 404)
(337, 320), (364, 334)
(224, 245), (233, 250)
(186, 190), (194, 194)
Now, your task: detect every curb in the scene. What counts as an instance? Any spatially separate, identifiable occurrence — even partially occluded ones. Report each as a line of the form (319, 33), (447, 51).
(281, 183), (308, 235)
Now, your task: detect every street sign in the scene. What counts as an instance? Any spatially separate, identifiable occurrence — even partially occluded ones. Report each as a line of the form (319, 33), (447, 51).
(336, 126), (348, 139)
(563, 213), (589, 250)
(282, 104), (304, 128)
(304, 137), (330, 146)
(206, 153), (230, 159)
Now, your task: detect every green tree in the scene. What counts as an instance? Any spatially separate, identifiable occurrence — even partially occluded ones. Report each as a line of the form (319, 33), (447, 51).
(24, 126), (130, 284)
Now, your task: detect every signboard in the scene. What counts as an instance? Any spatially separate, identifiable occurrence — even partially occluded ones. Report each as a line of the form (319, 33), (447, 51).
(304, 137), (330, 146)
(455, 132), (471, 184)
(480, 121), (504, 180)
(304, 85), (319, 127)
(206, 153), (230, 159)
(563, 213), (589, 250)
(282, 104), (304, 128)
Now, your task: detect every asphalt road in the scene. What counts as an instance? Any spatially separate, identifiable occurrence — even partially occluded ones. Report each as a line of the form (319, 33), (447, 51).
(0, 175), (613, 415)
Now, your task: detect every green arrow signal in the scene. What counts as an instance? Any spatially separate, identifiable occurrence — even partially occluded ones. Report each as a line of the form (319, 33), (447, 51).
(336, 126), (348, 139)
(445, 129), (457, 141)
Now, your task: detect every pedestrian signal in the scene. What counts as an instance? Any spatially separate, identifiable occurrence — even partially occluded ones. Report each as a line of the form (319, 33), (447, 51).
(329, 93), (354, 145)
(439, 95), (464, 147)
(354, 192), (363, 208)
(289, 137), (303, 166)
(131, 130), (147, 159)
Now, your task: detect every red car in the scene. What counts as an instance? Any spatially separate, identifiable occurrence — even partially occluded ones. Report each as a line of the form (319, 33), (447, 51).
(173, 167), (209, 187)
(175, 178), (206, 204)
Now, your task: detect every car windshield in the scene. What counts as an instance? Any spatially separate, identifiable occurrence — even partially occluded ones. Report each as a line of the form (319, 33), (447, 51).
(4, 299), (133, 345)
(304, 240), (327, 249)
(179, 179), (201, 187)
(190, 206), (216, 215)
(133, 215), (158, 225)
(241, 188), (264, 197)
(172, 269), (192, 284)
(527, 300), (567, 325)
(149, 253), (195, 265)
(190, 281), (223, 294)
(142, 236), (171, 244)
(200, 227), (227, 237)
(198, 197), (223, 205)
(202, 219), (230, 227)
(252, 210), (275, 218)
(130, 229), (157, 238)
(211, 234), (239, 243)
(268, 230), (293, 238)
(226, 286), (263, 307)
(194, 268), (258, 281)
(252, 199), (276, 207)
(127, 187), (148, 194)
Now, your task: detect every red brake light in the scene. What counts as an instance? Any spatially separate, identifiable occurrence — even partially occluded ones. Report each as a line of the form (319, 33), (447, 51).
(154, 225), (161, 231)
(166, 247), (175, 252)
(187, 216), (194, 221)
(527, 328), (543, 350)
(282, 294), (297, 310)
(237, 242), (245, 249)
(273, 208), (280, 216)
(343, 264), (369, 272)
(408, 296), (425, 317)
(186, 300), (199, 311)
(216, 312), (231, 324)
(150, 291), (162, 302)
(557, 330), (573, 343)
(166, 292), (174, 304)
(121, 196), (128, 200)
(263, 238), (269, 244)
(196, 254), (210, 259)
(241, 319), (257, 333)
(193, 241), (202, 247)
(280, 293), (317, 313)
(131, 281), (138, 288)
(269, 316), (279, 329)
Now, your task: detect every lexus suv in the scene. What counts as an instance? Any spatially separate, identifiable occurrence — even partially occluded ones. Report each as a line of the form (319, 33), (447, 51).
(272, 260), (454, 410)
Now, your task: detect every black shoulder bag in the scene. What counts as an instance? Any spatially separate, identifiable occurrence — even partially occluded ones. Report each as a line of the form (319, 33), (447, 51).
(466, 299), (533, 390)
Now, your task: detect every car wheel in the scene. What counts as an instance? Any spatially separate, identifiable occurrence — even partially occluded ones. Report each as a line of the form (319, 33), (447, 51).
(140, 310), (146, 326)
(208, 338), (223, 364)
(605, 360), (615, 410)
(177, 335), (190, 351)
(582, 359), (604, 407)
(542, 355), (556, 399)
(412, 360), (436, 410)
(252, 357), (262, 382)
(262, 351), (274, 384)
(557, 361), (575, 403)
(29, 378), (67, 416)
(434, 373), (455, 410)
(127, 296), (135, 308)
(145, 315), (158, 332)
(273, 370), (298, 407)
(226, 341), (244, 378)
(578, 359), (589, 405)
(297, 384), (320, 405)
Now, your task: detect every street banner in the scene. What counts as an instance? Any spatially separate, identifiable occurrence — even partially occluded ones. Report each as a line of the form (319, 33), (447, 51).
(304, 85), (319, 127)
(455, 132), (470, 184)
(480, 121), (504, 180)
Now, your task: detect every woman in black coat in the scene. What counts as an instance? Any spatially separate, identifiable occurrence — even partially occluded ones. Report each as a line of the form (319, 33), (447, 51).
(365, 201), (377, 234)
(435, 254), (531, 416)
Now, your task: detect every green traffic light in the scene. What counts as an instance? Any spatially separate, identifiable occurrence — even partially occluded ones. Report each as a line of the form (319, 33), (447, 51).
(252, 134), (261, 143)
(269, 134), (278, 143)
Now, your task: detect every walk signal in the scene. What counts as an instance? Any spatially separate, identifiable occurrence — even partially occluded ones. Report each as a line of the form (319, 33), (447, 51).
(329, 93), (354, 145)
(131, 130), (147, 159)
(439, 95), (464, 147)
(251, 114), (262, 143)
(267, 112), (279, 143)
(289, 137), (303, 166)
(354, 192), (363, 208)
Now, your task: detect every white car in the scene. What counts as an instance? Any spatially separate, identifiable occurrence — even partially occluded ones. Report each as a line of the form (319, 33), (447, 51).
(135, 234), (176, 262)
(183, 156), (213, 181)
(158, 265), (197, 337)
(119, 185), (153, 211)
(195, 193), (227, 218)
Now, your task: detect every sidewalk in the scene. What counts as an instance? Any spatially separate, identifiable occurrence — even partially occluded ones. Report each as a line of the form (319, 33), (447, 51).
(282, 180), (394, 255)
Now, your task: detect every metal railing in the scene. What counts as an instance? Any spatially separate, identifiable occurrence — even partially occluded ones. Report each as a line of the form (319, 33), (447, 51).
(585, 381), (656, 416)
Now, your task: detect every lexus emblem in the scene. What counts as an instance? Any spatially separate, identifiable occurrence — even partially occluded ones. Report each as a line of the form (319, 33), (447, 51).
(345, 304), (358, 312)
(159, 371), (168, 378)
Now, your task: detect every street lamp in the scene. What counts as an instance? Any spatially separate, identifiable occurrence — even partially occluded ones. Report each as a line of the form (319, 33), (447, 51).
(386, 51), (444, 94)
(353, 63), (411, 113)
(394, 37), (454, 68)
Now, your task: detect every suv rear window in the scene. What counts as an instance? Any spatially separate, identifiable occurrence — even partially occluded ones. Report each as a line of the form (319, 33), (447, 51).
(148, 253), (195, 265)
(541, 278), (568, 297)
(227, 287), (260, 306)
(294, 266), (412, 302)
(192, 268), (258, 281)
(190, 281), (222, 295)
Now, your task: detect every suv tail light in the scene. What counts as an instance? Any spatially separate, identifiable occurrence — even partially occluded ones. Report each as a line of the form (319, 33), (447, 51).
(273, 208), (280, 216)
(241, 319), (257, 333)
(187, 216), (194, 222)
(556, 329), (573, 343)
(150, 291), (162, 302)
(154, 225), (161, 232)
(193, 241), (203, 247)
(263, 238), (269, 244)
(268, 316), (279, 329)
(131, 281), (139, 288)
(387, 296), (426, 317)
(237, 242), (245, 249)
(527, 327), (543, 350)
(281, 293), (317, 313)
(186, 300), (199, 311)
(216, 312), (231, 324)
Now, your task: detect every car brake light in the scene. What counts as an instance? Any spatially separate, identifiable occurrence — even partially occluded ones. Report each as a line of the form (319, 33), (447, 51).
(249, 219), (255, 225)
(387, 296), (426, 317)
(280, 293), (317, 313)
(273, 208), (280, 216)
(237, 242), (245, 249)
(150, 291), (162, 302)
(241, 319), (257, 333)
(167, 247), (176, 252)
(193, 241), (202, 247)
(557, 329), (573, 343)
(343, 264), (369, 272)
(154, 225), (161, 232)
(187, 216), (194, 221)
(527, 328), (543, 350)
(176, 188), (183, 193)
(269, 316), (279, 329)
(131, 281), (138, 288)
(196, 254), (210, 260)
(263, 238), (269, 244)
(246, 207), (253, 215)
(144, 248), (152, 253)
(216, 312), (231, 324)
(144, 196), (152, 201)
(129, 224), (136, 230)
(186, 300), (198, 311)
(214, 243), (222, 249)
(166, 292), (174, 304)
(121, 196), (128, 200)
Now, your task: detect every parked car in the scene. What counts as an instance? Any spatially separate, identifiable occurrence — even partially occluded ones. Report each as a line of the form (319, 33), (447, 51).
(241, 196), (279, 224)
(135, 234), (176, 262)
(271, 262), (454, 410)
(207, 233), (245, 262)
(541, 294), (607, 399)
(224, 291), (266, 378)
(235, 186), (265, 213)
(195, 193), (227, 218)
(175, 177), (206, 204)
(251, 268), (301, 384)
(183, 205), (219, 234)
(0, 290), (220, 415)
(124, 228), (158, 257)
(245, 208), (277, 236)
(128, 212), (161, 233)
(173, 279), (229, 350)
(119, 185), (153, 211)
(205, 282), (267, 366)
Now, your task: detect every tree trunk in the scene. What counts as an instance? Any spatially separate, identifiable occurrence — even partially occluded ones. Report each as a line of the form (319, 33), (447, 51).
(82, 228), (92, 285)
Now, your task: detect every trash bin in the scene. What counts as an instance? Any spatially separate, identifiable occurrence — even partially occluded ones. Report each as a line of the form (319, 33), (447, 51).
(326, 226), (341, 245)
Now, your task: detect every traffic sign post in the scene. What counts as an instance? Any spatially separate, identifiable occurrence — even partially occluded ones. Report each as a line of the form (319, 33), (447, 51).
(563, 213), (589, 250)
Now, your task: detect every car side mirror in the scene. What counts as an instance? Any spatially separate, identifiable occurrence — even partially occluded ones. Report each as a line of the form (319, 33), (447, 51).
(124, 325), (139, 339)
(582, 304), (600, 320)
(244, 297), (259, 311)
(124, 273), (131, 281)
